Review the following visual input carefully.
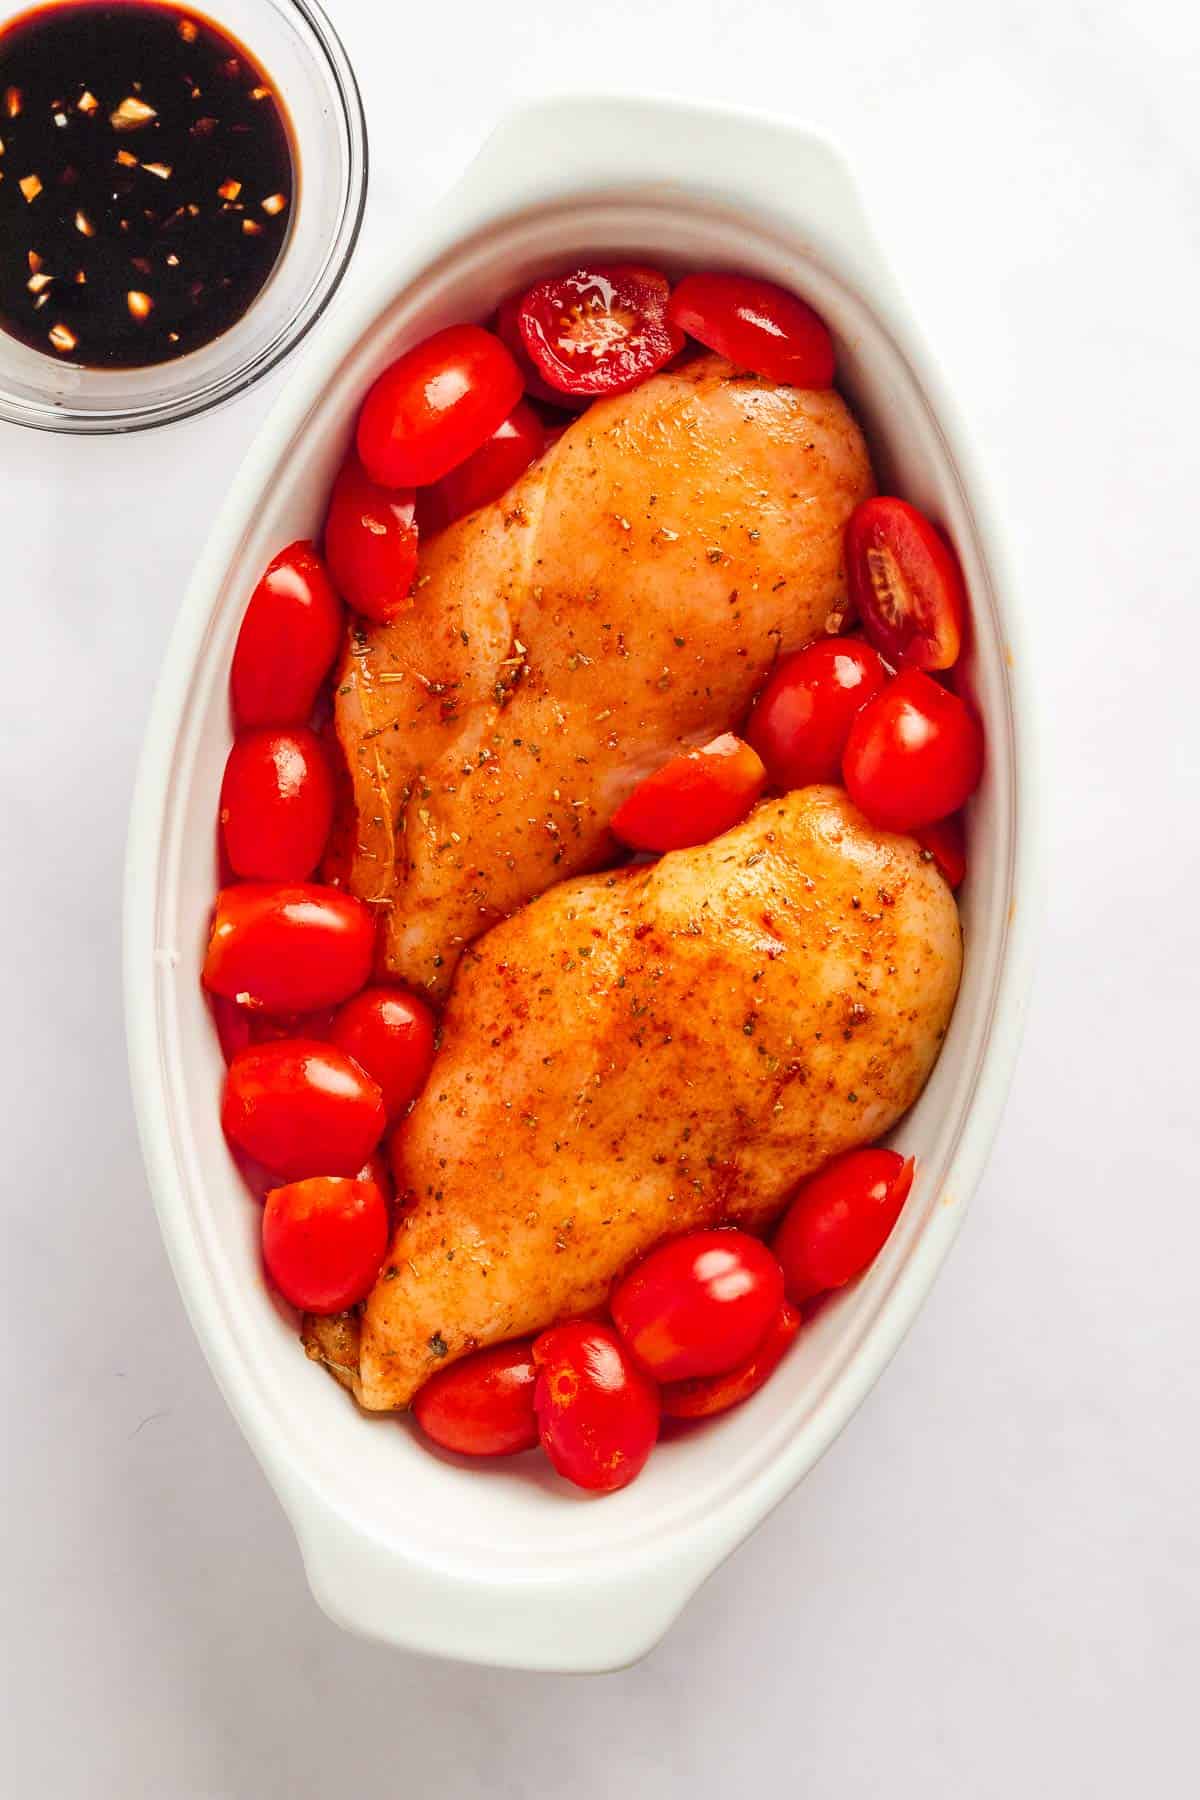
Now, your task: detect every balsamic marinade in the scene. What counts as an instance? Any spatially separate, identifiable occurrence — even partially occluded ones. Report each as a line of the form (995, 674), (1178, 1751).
(0, 2), (294, 366)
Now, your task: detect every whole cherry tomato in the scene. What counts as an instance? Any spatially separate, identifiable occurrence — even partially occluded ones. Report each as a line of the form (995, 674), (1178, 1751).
(845, 497), (966, 671)
(516, 265), (683, 398)
(533, 1321), (660, 1493)
(230, 541), (343, 730)
(774, 1149), (915, 1304)
(659, 1299), (803, 1419)
(914, 812), (967, 889)
(323, 455), (418, 625)
(262, 1175), (390, 1313)
(413, 1340), (539, 1457)
(210, 995), (334, 1065)
(415, 401), (545, 535)
(611, 734), (766, 853)
(667, 272), (835, 389)
(219, 726), (335, 881)
(356, 324), (523, 490)
(222, 1040), (386, 1180)
(611, 1229), (785, 1382)
(202, 883), (375, 1014)
(843, 670), (984, 832)
(746, 638), (889, 790)
(328, 984), (436, 1121)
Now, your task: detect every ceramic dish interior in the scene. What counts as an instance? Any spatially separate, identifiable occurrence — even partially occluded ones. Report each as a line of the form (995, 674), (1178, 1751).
(126, 100), (1037, 1671)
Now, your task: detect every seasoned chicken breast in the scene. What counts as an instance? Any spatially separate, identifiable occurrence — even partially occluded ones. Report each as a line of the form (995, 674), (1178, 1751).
(332, 355), (874, 997)
(341, 787), (960, 1411)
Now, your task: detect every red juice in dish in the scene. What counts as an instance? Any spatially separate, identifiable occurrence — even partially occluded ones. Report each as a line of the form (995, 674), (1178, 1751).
(0, 1), (294, 366)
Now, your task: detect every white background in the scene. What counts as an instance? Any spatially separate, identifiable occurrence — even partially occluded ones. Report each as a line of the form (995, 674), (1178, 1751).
(3, 0), (1198, 1792)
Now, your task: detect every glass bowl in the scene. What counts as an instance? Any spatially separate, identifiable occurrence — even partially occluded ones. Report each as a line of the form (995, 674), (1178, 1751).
(0, 0), (367, 433)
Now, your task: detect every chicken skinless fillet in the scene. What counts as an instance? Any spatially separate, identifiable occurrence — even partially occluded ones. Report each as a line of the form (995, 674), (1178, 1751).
(337, 788), (961, 1411)
(331, 355), (874, 997)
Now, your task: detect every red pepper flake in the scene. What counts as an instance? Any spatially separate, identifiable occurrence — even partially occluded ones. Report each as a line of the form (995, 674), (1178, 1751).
(142, 161), (173, 180)
(177, 17), (199, 42)
(4, 86), (22, 119)
(260, 191), (287, 216)
(18, 172), (42, 202)
(48, 322), (77, 353)
(126, 289), (153, 320)
(77, 89), (99, 115)
(110, 95), (157, 131)
(74, 208), (95, 236)
(217, 178), (241, 201)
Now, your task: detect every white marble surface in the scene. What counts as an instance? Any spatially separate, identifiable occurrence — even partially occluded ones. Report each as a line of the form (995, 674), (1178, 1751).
(4, 0), (1198, 1791)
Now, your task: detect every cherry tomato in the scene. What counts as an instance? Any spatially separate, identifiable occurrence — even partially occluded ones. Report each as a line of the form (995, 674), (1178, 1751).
(659, 1299), (802, 1419)
(494, 293), (588, 410)
(230, 541), (343, 730)
(746, 638), (889, 790)
(323, 455), (418, 625)
(203, 883), (375, 1013)
(533, 1322), (660, 1493)
(774, 1150), (915, 1304)
(356, 324), (523, 490)
(415, 401), (545, 535)
(219, 726), (335, 881)
(222, 1040), (386, 1181)
(516, 265), (683, 398)
(413, 1340), (539, 1457)
(914, 812), (967, 889)
(210, 996), (334, 1065)
(328, 985), (436, 1121)
(611, 1229), (785, 1382)
(611, 734), (766, 853)
(262, 1175), (390, 1314)
(666, 272), (835, 388)
(843, 669), (984, 832)
(845, 497), (967, 672)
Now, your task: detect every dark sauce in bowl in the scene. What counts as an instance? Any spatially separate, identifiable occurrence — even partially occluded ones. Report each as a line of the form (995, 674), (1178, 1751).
(0, 2), (294, 367)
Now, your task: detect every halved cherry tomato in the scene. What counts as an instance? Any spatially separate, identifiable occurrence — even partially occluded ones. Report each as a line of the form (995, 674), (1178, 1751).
(516, 265), (683, 398)
(219, 726), (335, 881)
(413, 1340), (539, 1457)
(659, 1299), (802, 1419)
(532, 1321), (660, 1493)
(611, 734), (766, 853)
(203, 883), (375, 1014)
(843, 669), (984, 832)
(494, 294), (589, 410)
(415, 401), (545, 535)
(746, 638), (889, 790)
(845, 497), (966, 672)
(914, 812), (967, 889)
(666, 272), (835, 389)
(611, 1229), (785, 1382)
(356, 324), (523, 490)
(323, 455), (418, 625)
(774, 1149), (915, 1304)
(262, 1175), (390, 1314)
(328, 984), (436, 1121)
(230, 541), (343, 730)
(222, 1040), (386, 1180)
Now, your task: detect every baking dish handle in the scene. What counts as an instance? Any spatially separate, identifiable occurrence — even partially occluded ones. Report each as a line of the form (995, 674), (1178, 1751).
(443, 95), (898, 302)
(291, 1496), (720, 1673)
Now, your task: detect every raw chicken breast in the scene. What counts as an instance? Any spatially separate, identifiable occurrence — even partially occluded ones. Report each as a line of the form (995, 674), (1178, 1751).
(339, 787), (960, 1411)
(332, 355), (873, 997)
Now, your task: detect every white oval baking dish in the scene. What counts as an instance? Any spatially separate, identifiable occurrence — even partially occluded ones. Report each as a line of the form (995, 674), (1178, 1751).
(125, 97), (1039, 1673)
